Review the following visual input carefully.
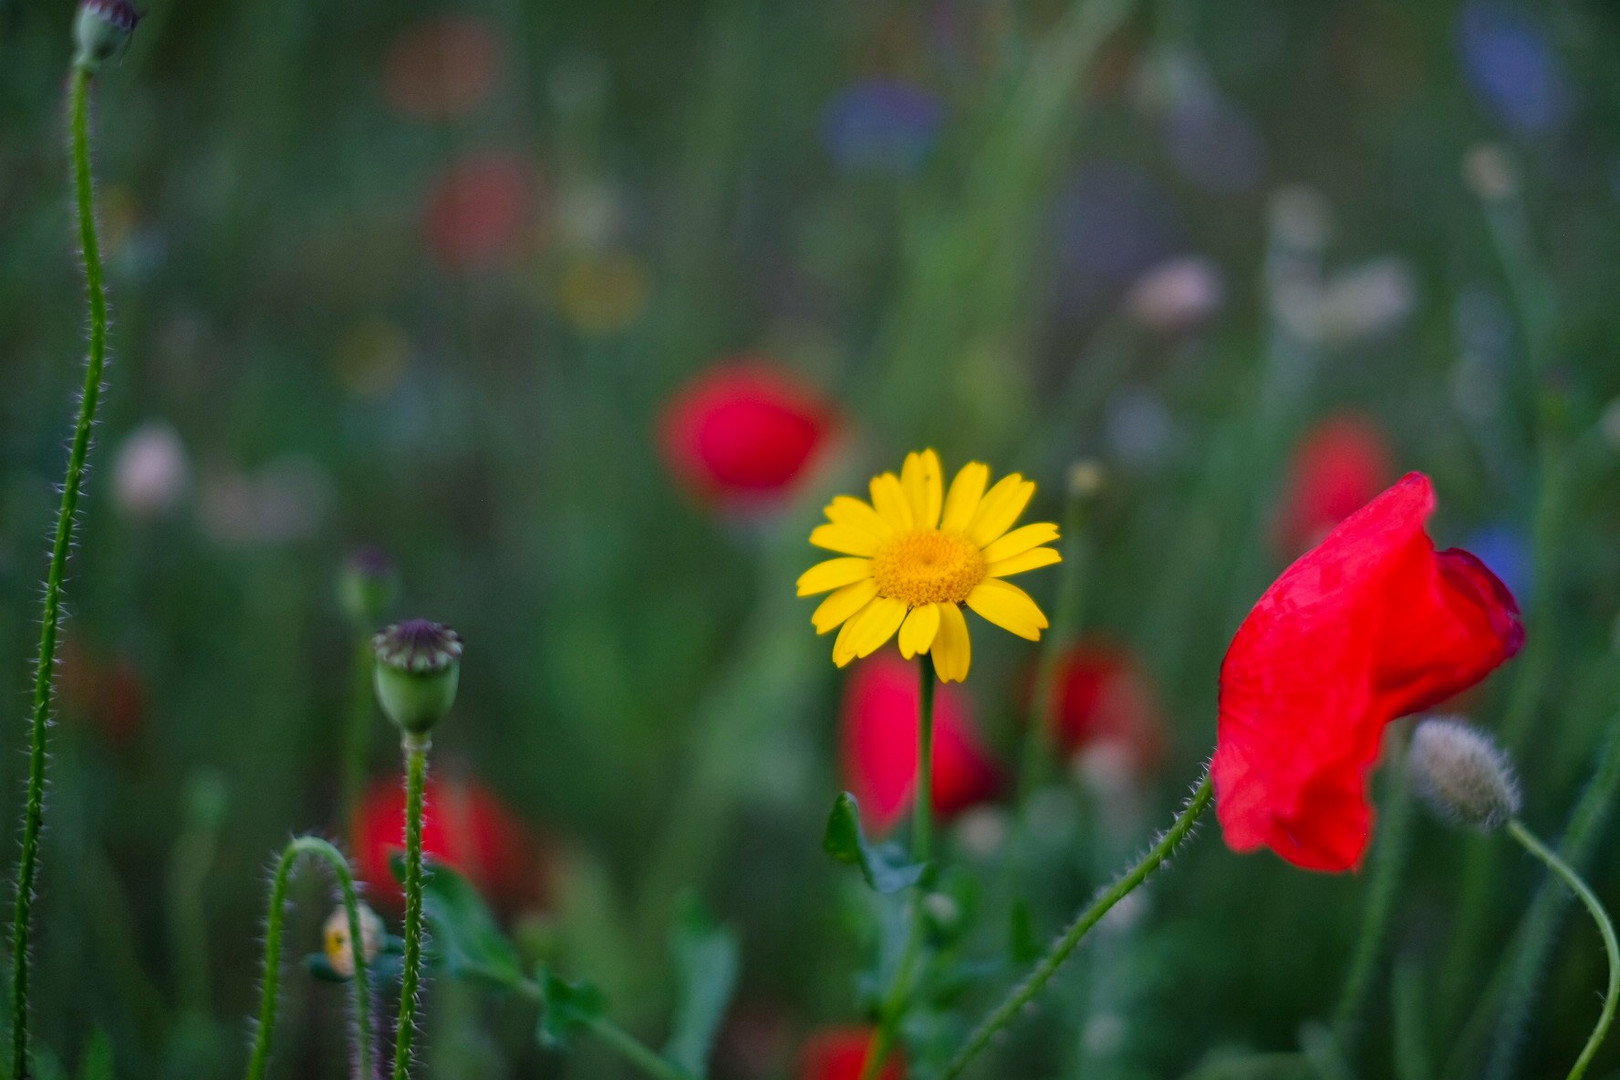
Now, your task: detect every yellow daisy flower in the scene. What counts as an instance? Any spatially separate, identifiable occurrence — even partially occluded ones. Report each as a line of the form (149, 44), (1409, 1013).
(797, 449), (1061, 682)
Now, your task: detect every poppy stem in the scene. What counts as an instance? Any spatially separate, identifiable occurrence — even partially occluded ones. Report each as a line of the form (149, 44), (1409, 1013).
(939, 766), (1214, 1080)
(913, 655), (937, 865)
(11, 60), (112, 1080)
(246, 836), (374, 1080)
(1504, 819), (1618, 1080)
(1331, 730), (1415, 1055)
(393, 735), (430, 1080)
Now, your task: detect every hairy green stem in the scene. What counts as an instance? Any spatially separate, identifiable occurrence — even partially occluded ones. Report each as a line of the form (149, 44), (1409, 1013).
(1332, 732), (1414, 1054)
(941, 767), (1214, 1079)
(11, 62), (111, 1080)
(393, 737), (429, 1080)
(1505, 820), (1619, 1080)
(246, 837), (373, 1080)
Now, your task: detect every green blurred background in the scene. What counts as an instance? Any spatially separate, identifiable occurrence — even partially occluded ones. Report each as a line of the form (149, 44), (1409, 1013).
(3, 0), (1620, 1077)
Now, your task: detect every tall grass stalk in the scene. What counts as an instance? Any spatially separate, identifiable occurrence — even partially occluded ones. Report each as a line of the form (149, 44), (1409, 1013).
(11, 60), (113, 1080)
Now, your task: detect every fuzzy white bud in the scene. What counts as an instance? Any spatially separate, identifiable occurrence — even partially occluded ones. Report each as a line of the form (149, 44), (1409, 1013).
(1409, 717), (1522, 831)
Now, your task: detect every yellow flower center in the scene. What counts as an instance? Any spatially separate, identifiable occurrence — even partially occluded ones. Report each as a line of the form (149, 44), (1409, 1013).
(871, 530), (987, 608)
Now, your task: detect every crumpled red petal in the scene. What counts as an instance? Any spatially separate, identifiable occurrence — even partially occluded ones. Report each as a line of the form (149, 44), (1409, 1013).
(1213, 472), (1523, 872)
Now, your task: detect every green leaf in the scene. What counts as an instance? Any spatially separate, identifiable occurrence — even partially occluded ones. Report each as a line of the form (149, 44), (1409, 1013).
(391, 853), (523, 987)
(663, 896), (741, 1075)
(823, 792), (926, 894)
(535, 966), (608, 1050)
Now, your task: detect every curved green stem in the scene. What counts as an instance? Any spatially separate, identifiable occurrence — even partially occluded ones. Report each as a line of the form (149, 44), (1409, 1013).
(246, 837), (374, 1080)
(11, 62), (111, 1080)
(940, 767), (1214, 1080)
(1506, 820), (1618, 1080)
(393, 737), (430, 1080)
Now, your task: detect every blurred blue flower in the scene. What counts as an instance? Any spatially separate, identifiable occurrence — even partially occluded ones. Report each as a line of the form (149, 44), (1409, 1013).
(1466, 523), (1531, 602)
(1458, 1), (1570, 134)
(1052, 163), (1182, 315)
(823, 80), (946, 175)
(1164, 92), (1267, 193)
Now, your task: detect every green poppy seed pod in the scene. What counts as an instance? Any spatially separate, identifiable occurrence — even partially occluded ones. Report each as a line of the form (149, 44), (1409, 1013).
(1409, 717), (1522, 832)
(340, 546), (399, 626)
(323, 903), (386, 980)
(74, 0), (141, 71)
(372, 620), (462, 736)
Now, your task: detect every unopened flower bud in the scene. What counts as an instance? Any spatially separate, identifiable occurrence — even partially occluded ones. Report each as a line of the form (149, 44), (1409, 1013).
(1409, 718), (1521, 831)
(323, 903), (386, 979)
(372, 620), (462, 736)
(74, 0), (141, 71)
(1067, 460), (1105, 500)
(340, 547), (399, 626)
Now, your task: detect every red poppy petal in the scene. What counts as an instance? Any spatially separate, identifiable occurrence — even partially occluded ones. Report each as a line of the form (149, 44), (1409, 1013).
(1214, 472), (1522, 873)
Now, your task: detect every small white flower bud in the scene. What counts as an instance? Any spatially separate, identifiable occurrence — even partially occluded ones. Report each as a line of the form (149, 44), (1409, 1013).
(1409, 717), (1522, 831)
(323, 903), (386, 979)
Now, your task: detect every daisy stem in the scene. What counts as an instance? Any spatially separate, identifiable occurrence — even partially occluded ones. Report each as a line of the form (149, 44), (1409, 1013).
(913, 655), (937, 866)
(11, 61), (111, 1080)
(939, 766), (1214, 1080)
(393, 735), (430, 1080)
(246, 836), (373, 1080)
(1504, 819), (1618, 1080)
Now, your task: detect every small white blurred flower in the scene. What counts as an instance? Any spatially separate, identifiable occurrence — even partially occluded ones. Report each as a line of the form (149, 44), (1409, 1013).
(1274, 258), (1417, 347)
(1268, 186), (1333, 252)
(953, 805), (1011, 859)
(324, 904), (386, 979)
(198, 456), (332, 546)
(112, 422), (190, 519)
(1124, 256), (1224, 333)
(1464, 143), (1518, 203)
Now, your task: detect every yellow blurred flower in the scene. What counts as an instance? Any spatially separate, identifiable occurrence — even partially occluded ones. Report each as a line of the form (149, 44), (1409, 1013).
(798, 450), (1060, 682)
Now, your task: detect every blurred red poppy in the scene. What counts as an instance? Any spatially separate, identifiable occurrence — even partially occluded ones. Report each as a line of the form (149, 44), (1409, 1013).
(1214, 472), (1523, 872)
(354, 775), (538, 909)
(56, 641), (146, 747)
(423, 153), (537, 270)
(1046, 641), (1164, 774)
(384, 16), (502, 121)
(800, 1026), (904, 1080)
(842, 655), (999, 834)
(1275, 413), (1394, 556)
(658, 361), (836, 506)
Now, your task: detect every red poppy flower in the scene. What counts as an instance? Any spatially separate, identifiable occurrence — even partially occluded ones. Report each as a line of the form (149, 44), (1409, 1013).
(1214, 472), (1523, 872)
(56, 642), (146, 747)
(842, 655), (1000, 834)
(1046, 641), (1164, 774)
(658, 361), (837, 506)
(353, 775), (537, 909)
(800, 1026), (904, 1080)
(1275, 414), (1394, 556)
(383, 16), (503, 121)
(423, 153), (537, 270)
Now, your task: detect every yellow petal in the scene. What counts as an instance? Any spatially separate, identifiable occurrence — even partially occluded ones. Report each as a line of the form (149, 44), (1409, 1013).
(812, 579), (879, 633)
(797, 557), (873, 597)
(811, 522), (881, 556)
(897, 603), (941, 659)
(982, 522), (1060, 564)
(900, 450), (944, 530)
(832, 606), (871, 667)
(932, 602), (972, 682)
(940, 462), (989, 532)
(869, 472), (913, 531)
(824, 495), (893, 540)
(966, 579), (1048, 641)
(850, 596), (907, 659)
(968, 476), (1036, 547)
(988, 546), (1062, 578)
